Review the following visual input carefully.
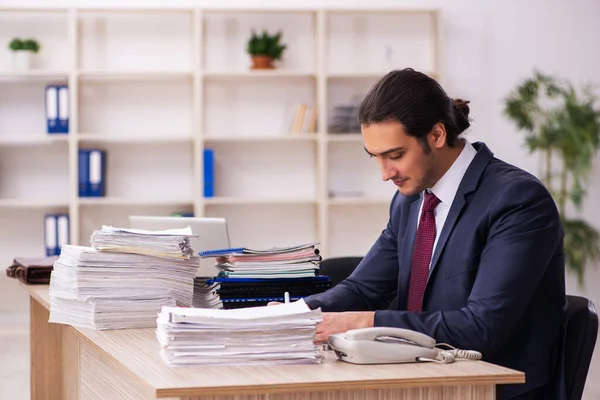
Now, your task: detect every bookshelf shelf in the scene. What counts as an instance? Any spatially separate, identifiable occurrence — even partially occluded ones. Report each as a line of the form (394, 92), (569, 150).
(0, 70), (70, 80)
(0, 135), (69, 146)
(203, 134), (317, 143)
(203, 70), (315, 79)
(0, 5), (443, 262)
(77, 70), (193, 81)
(78, 134), (193, 144)
(78, 198), (194, 207)
(328, 197), (392, 206)
(0, 199), (70, 208)
(326, 72), (386, 79)
(204, 197), (317, 206)
(326, 134), (363, 142)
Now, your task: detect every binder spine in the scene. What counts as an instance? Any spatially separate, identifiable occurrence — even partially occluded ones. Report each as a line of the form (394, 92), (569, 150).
(203, 148), (214, 198)
(56, 214), (70, 254)
(88, 149), (106, 197)
(45, 85), (59, 134)
(78, 149), (90, 197)
(44, 214), (58, 256)
(57, 85), (69, 133)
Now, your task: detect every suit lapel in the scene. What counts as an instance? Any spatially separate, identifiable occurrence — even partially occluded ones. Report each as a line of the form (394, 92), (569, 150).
(397, 196), (422, 309)
(427, 193), (467, 281)
(427, 141), (494, 281)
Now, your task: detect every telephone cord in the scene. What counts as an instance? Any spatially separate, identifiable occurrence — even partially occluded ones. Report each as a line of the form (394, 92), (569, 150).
(417, 344), (482, 364)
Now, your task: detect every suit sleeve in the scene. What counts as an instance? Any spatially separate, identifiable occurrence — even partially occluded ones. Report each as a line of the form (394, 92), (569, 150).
(303, 192), (402, 312)
(373, 180), (563, 356)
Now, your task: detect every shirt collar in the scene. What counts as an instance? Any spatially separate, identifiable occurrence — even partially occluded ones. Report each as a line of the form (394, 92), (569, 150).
(425, 139), (477, 207)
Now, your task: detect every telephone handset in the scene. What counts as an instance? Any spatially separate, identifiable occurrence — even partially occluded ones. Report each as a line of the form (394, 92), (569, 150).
(328, 327), (482, 365)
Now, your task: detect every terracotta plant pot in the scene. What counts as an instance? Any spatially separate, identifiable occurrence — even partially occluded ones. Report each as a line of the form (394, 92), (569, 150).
(251, 55), (274, 69)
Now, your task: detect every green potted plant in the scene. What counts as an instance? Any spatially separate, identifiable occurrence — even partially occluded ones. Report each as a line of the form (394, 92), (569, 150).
(8, 38), (41, 70)
(246, 29), (286, 70)
(503, 70), (600, 286)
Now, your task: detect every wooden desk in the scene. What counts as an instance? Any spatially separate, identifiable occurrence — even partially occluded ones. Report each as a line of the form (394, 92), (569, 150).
(22, 284), (525, 400)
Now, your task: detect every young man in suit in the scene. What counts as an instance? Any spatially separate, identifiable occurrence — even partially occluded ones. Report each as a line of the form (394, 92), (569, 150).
(302, 68), (567, 400)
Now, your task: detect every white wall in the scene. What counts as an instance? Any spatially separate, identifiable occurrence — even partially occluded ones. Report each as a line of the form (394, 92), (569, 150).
(2, 0), (599, 338)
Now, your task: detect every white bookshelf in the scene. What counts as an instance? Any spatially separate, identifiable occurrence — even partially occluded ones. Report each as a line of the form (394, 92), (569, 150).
(0, 6), (443, 266)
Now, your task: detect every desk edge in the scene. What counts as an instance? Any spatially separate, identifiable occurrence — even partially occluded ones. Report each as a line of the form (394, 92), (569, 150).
(156, 371), (525, 397)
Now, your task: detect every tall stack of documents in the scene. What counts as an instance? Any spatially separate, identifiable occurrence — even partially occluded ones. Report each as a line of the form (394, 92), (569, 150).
(197, 242), (331, 308)
(48, 226), (199, 330)
(156, 298), (323, 366)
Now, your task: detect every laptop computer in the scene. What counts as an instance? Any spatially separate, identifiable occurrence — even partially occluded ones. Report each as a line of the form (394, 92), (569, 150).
(128, 215), (232, 276)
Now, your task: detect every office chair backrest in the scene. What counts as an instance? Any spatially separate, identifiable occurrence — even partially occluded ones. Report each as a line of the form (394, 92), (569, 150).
(319, 257), (362, 287)
(564, 295), (598, 400)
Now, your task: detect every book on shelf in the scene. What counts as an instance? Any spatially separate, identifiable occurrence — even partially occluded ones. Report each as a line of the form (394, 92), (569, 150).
(44, 213), (69, 257)
(45, 84), (69, 134)
(78, 148), (106, 197)
(289, 103), (317, 135)
(204, 148), (214, 198)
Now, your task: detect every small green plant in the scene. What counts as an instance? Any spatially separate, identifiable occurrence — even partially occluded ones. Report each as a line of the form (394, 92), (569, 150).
(9, 38), (40, 53)
(246, 29), (286, 60)
(503, 70), (600, 286)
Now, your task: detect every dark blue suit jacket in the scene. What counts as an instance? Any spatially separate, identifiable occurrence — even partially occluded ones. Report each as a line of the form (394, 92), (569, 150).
(305, 142), (567, 400)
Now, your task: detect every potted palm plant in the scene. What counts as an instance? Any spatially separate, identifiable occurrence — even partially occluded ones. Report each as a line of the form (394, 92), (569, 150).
(9, 38), (41, 71)
(503, 70), (600, 286)
(246, 29), (287, 70)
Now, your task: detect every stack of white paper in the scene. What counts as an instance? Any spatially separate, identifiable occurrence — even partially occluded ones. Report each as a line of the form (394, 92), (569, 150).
(48, 226), (200, 330)
(192, 277), (223, 309)
(156, 299), (323, 366)
(49, 294), (176, 330)
(90, 225), (197, 260)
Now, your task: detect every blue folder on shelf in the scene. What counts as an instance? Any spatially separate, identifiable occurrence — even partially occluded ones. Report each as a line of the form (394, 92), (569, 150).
(78, 148), (106, 197)
(45, 84), (69, 134)
(44, 214), (58, 256)
(78, 149), (90, 197)
(204, 148), (214, 198)
(44, 214), (70, 256)
(88, 149), (106, 197)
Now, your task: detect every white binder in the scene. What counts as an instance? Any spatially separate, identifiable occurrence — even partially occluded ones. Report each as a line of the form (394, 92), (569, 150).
(44, 215), (58, 256)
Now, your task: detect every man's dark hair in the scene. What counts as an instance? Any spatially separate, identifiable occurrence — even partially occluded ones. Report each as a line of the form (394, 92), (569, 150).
(357, 68), (471, 149)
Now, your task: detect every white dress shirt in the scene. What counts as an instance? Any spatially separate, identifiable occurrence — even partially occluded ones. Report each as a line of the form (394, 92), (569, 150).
(416, 140), (478, 269)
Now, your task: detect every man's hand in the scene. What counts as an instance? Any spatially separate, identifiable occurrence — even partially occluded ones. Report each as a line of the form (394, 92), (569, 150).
(267, 301), (282, 306)
(315, 312), (375, 344)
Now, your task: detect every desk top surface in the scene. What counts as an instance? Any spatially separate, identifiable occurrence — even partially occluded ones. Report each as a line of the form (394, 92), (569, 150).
(24, 283), (525, 398)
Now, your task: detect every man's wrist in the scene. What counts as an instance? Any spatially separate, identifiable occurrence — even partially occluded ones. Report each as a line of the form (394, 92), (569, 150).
(362, 311), (375, 328)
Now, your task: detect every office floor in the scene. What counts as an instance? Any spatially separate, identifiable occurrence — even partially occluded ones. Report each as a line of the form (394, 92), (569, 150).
(1, 325), (599, 400)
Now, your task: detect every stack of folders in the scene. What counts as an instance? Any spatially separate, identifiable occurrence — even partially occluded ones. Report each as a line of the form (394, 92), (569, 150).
(48, 226), (200, 330)
(205, 242), (322, 279)
(197, 242), (331, 308)
(156, 298), (323, 366)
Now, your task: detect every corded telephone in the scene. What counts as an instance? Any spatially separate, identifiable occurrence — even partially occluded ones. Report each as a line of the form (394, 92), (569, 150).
(328, 327), (482, 365)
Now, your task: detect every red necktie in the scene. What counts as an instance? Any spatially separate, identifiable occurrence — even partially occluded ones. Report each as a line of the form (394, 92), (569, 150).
(407, 191), (441, 312)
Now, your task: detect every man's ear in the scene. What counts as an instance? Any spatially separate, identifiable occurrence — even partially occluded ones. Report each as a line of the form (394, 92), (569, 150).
(430, 122), (447, 149)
